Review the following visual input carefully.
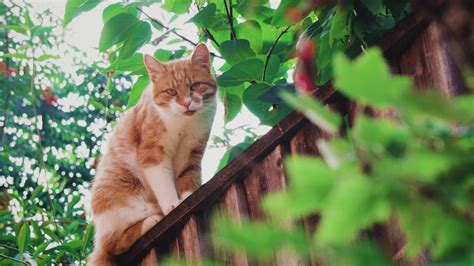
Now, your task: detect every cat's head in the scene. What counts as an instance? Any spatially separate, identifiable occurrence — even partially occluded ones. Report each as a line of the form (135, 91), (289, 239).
(144, 44), (217, 116)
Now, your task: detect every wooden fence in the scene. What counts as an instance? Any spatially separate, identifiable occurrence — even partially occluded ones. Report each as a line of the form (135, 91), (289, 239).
(117, 8), (467, 266)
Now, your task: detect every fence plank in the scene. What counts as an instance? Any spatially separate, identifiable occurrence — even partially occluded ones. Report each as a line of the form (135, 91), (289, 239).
(213, 183), (251, 266)
(400, 21), (467, 96)
(289, 123), (334, 266)
(179, 214), (209, 262)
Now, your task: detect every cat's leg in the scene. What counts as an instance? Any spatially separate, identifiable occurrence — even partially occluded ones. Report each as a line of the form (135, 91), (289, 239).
(92, 198), (160, 259)
(143, 158), (181, 215)
(175, 144), (205, 200)
(114, 214), (163, 254)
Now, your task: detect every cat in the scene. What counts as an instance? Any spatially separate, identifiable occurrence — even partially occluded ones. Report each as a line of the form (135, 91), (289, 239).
(88, 44), (217, 265)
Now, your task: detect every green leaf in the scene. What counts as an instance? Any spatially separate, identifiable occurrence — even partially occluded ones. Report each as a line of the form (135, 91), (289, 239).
(243, 83), (292, 126)
(398, 90), (474, 125)
(281, 92), (341, 134)
(119, 21), (151, 59)
(128, 75), (150, 108)
(385, 0), (409, 20)
(102, 3), (139, 23)
(317, 177), (390, 245)
(213, 215), (308, 259)
(329, 4), (353, 47)
(361, 0), (384, 14)
(334, 48), (411, 107)
(89, 99), (106, 110)
(353, 115), (409, 157)
(37, 54), (60, 62)
(217, 142), (253, 171)
(237, 0), (273, 21)
(17, 223), (30, 254)
(107, 53), (147, 75)
(271, 0), (300, 27)
(1, 53), (30, 60)
(32, 26), (54, 36)
(217, 59), (264, 87)
(242, 83), (271, 118)
(43, 226), (61, 243)
(24, 11), (34, 30)
(263, 156), (336, 218)
(34, 242), (50, 257)
(220, 39), (256, 65)
(0, 2), (6, 15)
(154, 49), (174, 62)
(162, 0), (192, 14)
(64, 0), (100, 25)
(30, 185), (44, 200)
(235, 20), (263, 53)
(264, 55), (280, 82)
(220, 85), (245, 123)
(99, 13), (141, 51)
(375, 151), (452, 183)
(259, 83), (295, 104)
(0, 25), (28, 35)
(189, 3), (217, 28)
(82, 224), (94, 255)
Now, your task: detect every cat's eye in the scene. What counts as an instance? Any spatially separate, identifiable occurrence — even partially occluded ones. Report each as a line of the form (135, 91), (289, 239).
(190, 82), (200, 91)
(166, 89), (177, 96)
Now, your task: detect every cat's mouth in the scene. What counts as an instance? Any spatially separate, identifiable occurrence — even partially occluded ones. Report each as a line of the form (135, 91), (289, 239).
(183, 110), (196, 116)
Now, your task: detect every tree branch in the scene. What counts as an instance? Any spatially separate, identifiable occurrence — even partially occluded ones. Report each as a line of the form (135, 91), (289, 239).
(203, 29), (221, 48)
(223, 0), (237, 40)
(195, 3), (221, 48)
(263, 26), (290, 81)
(137, 7), (223, 59)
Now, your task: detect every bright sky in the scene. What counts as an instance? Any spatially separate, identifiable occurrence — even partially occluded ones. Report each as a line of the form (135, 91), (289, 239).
(29, 1), (271, 182)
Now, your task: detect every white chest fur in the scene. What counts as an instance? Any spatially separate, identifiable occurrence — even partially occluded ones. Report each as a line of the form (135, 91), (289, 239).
(154, 103), (215, 175)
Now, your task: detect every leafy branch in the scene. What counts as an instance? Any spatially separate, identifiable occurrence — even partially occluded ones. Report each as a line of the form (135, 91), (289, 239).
(263, 26), (290, 81)
(195, 3), (221, 48)
(223, 0), (237, 40)
(137, 7), (222, 59)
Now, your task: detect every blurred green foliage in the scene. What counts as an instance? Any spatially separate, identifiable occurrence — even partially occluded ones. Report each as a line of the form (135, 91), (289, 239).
(213, 49), (474, 265)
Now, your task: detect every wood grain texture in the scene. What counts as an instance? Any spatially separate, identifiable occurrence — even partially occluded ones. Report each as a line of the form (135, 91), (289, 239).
(180, 214), (209, 262)
(400, 21), (467, 96)
(213, 183), (250, 266)
(378, 12), (429, 60)
(289, 123), (333, 266)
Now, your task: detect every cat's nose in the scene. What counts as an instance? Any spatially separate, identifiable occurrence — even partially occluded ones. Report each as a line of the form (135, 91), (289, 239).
(182, 97), (192, 109)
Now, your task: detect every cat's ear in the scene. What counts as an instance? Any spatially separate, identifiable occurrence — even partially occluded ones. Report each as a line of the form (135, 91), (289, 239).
(144, 54), (165, 79)
(191, 44), (211, 70)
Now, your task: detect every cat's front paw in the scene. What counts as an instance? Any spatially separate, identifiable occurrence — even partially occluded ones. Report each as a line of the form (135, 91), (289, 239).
(180, 191), (193, 200)
(162, 199), (183, 215)
(141, 214), (163, 234)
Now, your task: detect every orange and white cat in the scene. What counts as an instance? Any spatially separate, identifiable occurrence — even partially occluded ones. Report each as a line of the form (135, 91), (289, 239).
(88, 44), (216, 265)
